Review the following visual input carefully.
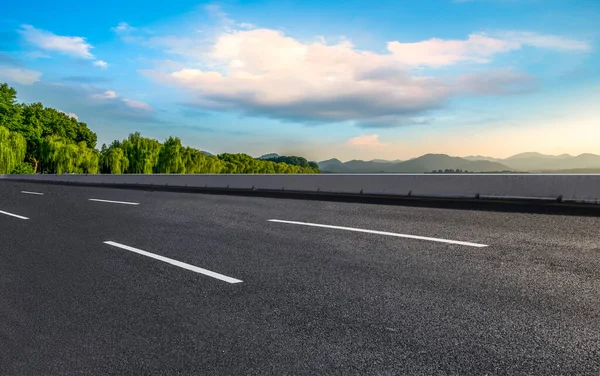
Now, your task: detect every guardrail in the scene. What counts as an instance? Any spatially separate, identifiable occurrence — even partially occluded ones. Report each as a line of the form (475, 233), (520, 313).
(2, 173), (600, 204)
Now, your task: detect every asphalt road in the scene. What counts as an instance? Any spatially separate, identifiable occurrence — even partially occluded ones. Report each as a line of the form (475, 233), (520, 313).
(1, 181), (599, 375)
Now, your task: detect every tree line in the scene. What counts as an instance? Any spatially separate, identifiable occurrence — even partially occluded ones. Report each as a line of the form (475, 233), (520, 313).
(0, 83), (319, 174)
(430, 169), (521, 174)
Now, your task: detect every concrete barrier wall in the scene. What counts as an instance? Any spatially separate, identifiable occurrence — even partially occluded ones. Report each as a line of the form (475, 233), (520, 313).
(2, 174), (600, 203)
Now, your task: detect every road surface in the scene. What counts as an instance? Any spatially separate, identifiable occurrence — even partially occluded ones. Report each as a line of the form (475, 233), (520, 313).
(1, 180), (599, 375)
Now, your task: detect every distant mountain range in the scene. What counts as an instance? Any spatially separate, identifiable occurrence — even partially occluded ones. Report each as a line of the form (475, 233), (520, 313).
(317, 152), (600, 173)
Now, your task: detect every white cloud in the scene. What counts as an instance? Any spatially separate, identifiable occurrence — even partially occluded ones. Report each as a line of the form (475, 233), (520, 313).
(138, 6), (590, 126)
(347, 134), (387, 148)
(122, 98), (153, 111)
(58, 110), (78, 120)
(496, 31), (592, 52)
(387, 33), (521, 67)
(144, 28), (545, 125)
(18, 25), (94, 59)
(93, 60), (108, 69)
(92, 90), (117, 99)
(0, 66), (42, 85)
(111, 22), (136, 34)
(91, 89), (153, 111)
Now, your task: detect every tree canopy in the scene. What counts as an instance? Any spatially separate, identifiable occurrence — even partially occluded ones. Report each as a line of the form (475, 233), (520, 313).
(0, 82), (320, 175)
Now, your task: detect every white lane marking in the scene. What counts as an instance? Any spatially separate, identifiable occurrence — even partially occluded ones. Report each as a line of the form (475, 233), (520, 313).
(0, 210), (29, 220)
(268, 219), (489, 248)
(103, 241), (243, 284)
(21, 191), (44, 196)
(89, 198), (139, 205)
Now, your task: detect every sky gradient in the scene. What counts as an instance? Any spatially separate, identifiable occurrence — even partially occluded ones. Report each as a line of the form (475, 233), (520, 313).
(1, 0), (598, 161)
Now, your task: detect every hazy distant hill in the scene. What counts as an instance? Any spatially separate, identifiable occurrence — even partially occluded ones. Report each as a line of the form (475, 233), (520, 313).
(318, 158), (352, 173)
(334, 152), (600, 173)
(463, 155), (505, 163)
(318, 154), (512, 173)
(371, 159), (403, 164)
(259, 153), (280, 159)
(486, 152), (600, 171)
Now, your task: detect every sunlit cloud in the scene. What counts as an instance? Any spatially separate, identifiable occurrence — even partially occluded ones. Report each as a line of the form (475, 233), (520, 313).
(143, 26), (571, 126)
(122, 98), (153, 111)
(347, 134), (387, 148)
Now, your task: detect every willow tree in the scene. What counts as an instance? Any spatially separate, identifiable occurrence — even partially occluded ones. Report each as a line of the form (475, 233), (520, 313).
(102, 146), (129, 174)
(155, 136), (185, 174)
(76, 141), (99, 174)
(181, 147), (211, 174)
(122, 132), (162, 174)
(39, 135), (98, 174)
(0, 126), (27, 173)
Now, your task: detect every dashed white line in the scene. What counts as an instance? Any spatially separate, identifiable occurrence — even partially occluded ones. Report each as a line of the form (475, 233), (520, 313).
(103, 241), (243, 284)
(21, 191), (44, 196)
(0, 210), (29, 220)
(89, 198), (139, 205)
(267, 219), (489, 248)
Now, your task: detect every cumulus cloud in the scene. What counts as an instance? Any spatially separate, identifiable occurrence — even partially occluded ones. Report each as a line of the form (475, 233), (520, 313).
(144, 28), (552, 125)
(137, 5), (590, 127)
(347, 134), (387, 148)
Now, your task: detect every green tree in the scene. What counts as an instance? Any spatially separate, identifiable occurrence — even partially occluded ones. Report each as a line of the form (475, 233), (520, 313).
(0, 83), (23, 131)
(39, 135), (98, 174)
(122, 132), (162, 174)
(11, 162), (35, 174)
(155, 136), (185, 174)
(0, 125), (27, 174)
(1, 82), (320, 176)
(101, 146), (129, 174)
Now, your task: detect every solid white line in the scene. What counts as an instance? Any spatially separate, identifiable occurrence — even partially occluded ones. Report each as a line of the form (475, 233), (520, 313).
(268, 219), (489, 248)
(89, 198), (139, 205)
(103, 241), (243, 283)
(0, 210), (29, 220)
(21, 191), (44, 196)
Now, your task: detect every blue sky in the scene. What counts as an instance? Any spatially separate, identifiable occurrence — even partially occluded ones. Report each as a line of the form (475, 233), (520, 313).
(1, 0), (598, 161)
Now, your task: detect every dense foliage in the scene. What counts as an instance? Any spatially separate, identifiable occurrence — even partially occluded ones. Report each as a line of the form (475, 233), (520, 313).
(265, 156), (319, 170)
(0, 125), (27, 174)
(0, 83), (319, 174)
